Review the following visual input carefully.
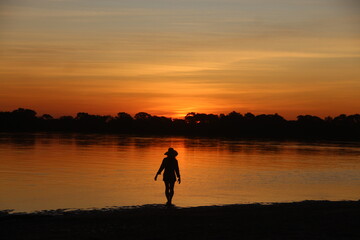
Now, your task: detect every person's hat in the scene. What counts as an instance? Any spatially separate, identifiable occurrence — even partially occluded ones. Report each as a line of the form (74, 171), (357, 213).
(164, 148), (178, 157)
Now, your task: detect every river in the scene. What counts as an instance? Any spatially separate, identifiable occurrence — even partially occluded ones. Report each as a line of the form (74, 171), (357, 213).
(1, 133), (359, 212)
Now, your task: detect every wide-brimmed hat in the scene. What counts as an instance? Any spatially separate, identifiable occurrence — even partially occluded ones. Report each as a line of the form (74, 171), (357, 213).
(164, 147), (178, 157)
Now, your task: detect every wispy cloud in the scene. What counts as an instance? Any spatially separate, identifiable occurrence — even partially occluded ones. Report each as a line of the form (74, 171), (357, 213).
(0, 7), (167, 18)
(0, 0), (359, 118)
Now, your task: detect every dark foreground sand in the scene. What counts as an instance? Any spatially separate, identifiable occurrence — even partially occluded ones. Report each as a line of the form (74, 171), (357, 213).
(1, 201), (360, 240)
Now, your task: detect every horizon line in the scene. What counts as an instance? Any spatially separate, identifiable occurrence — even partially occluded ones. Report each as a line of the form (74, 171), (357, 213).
(2, 107), (359, 121)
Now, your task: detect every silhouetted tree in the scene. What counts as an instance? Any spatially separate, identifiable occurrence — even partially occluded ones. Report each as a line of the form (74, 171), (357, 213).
(8, 108), (38, 131)
(117, 112), (133, 121)
(0, 108), (359, 139)
(185, 112), (196, 124)
(244, 112), (255, 121)
(41, 114), (54, 120)
(228, 111), (244, 119)
(59, 116), (74, 121)
(75, 112), (112, 132)
(134, 112), (152, 121)
(12, 108), (37, 119)
(108, 112), (134, 133)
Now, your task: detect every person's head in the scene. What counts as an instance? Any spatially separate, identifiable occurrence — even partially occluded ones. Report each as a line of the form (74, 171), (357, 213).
(164, 147), (178, 158)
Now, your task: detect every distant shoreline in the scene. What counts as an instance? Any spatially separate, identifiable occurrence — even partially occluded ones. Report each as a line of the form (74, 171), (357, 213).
(2, 200), (360, 239)
(1, 108), (360, 140)
(1, 131), (360, 142)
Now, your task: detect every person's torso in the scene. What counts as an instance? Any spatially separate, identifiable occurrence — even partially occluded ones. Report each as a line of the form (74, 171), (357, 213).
(163, 158), (177, 175)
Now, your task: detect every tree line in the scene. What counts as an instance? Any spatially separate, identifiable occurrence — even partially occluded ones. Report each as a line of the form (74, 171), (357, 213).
(0, 108), (359, 139)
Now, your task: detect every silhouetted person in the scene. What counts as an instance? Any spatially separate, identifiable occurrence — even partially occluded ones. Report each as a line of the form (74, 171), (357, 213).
(154, 148), (181, 206)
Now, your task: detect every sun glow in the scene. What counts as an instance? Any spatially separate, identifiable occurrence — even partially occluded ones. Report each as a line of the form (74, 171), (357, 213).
(0, 0), (359, 118)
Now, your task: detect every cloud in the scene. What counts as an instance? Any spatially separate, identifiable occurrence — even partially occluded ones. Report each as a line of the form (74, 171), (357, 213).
(1, 0), (359, 119)
(0, 7), (166, 18)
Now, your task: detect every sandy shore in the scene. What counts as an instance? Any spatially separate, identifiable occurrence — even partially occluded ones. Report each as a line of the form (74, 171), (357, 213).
(1, 200), (360, 240)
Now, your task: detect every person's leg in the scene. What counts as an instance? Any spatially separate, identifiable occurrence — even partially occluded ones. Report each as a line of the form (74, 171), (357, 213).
(168, 181), (175, 204)
(164, 181), (170, 203)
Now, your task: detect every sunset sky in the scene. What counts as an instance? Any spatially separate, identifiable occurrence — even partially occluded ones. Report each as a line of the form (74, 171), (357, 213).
(1, 0), (359, 119)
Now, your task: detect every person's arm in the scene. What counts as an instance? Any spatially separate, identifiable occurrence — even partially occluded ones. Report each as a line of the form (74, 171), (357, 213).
(175, 160), (181, 184)
(154, 159), (165, 181)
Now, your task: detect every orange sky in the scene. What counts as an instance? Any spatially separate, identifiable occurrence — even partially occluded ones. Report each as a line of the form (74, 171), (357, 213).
(0, 0), (359, 119)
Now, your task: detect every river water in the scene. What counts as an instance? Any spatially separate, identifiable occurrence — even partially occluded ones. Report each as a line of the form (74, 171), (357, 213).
(1, 133), (359, 212)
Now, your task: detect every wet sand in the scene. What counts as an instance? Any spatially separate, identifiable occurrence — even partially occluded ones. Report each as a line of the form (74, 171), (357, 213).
(1, 200), (360, 240)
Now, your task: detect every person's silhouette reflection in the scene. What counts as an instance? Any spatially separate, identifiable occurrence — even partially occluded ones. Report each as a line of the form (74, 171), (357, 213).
(154, 148), (181, 206)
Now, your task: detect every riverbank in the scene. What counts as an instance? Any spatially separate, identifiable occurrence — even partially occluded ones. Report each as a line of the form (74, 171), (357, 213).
(1, 200), (360, 240)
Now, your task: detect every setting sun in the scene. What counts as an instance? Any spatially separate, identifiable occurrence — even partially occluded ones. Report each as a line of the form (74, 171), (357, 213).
(1, 0), (359, 119)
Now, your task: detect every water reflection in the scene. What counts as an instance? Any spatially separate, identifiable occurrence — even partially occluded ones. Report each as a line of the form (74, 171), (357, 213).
(0, 133), (360, 212)
(0, 133), (36, 149)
